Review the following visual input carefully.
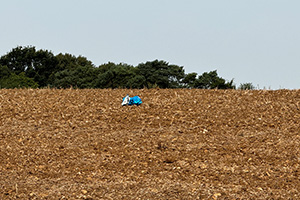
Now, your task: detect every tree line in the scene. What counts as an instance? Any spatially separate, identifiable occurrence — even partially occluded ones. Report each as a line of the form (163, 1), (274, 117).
(0, 46), (252, 89)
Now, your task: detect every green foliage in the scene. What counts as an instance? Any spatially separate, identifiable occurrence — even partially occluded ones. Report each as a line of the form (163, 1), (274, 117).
(0, 65), (11, 79)
(0, 46), (35, 74)
(137, 60), (185, 88)
(0, 72), (38, 89)
(0, 46), (58, 87)
(0, 46), (241, 89)
(95, 63), (141, 88)
(182, 72), (197, 88)
(55, 53), (94, 71)
(53, 65), (98, 88)
(28, 49), (58, 87)
(238, 83), (255, 90)
(168, 64), (185, 88)
(126, 75), (146, 89)
(0, 65), (38, 88)
(194, 70), (235, 89)
(51, 53), (96, 88)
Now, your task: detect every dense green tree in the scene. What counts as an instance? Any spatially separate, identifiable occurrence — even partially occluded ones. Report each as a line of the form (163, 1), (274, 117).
(53, 65), (98, 88)
(97, 62), (116, 74)
(182, 72), (197, 88)
(0, 65), (38, 88)
(0, 71), (38, 89)
(136, 60), (185, 88)
(126, 75), (146, 89)
(95, 63), (141, 88)
(55, 53), (94, 71)
(0, 65), (11, 79)
(0, 46), (35, 74)
(168, 64), (185, 88)
(194, 70), (235, 89)
(0, 46), (58, 87)
(0, 46), (240, 89)
(28, 49), (58, 86)
(51, 53), (96, 88)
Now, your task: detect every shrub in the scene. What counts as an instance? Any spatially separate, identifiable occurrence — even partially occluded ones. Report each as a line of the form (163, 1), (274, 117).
(239, 83), (255, 90)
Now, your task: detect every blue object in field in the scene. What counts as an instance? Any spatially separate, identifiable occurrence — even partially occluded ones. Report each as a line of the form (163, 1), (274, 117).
(129, 96), (142, 105)
(122, 95), (142, 106)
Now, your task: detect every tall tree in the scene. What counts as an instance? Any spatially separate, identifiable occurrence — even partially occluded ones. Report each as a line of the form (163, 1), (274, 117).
(55, 53), (94, 71)
(194, 70), (235, 89)
(0, 65), (38, 88)
(0, 46), (35, 74)
(136, 60), (185, 88)
(95, 63), (141, 88)
(182, 72), (198, 88)
(51, 53), (96, 88)
(53, 65), (98, 88)
(0, 65), (11, 79)
(0, 46), (58, 87)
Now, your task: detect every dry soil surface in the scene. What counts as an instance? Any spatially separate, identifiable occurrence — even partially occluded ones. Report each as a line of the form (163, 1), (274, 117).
(0, 89), (299, 199)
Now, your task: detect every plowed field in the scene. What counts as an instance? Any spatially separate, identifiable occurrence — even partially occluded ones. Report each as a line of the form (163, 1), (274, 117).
(0, 89), (299, 199)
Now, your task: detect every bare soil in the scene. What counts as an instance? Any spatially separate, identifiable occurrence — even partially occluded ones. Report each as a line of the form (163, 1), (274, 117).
(0, 89), (299, 199)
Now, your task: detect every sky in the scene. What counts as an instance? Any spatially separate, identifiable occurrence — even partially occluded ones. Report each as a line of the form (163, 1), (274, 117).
(1, 0), (299, 89)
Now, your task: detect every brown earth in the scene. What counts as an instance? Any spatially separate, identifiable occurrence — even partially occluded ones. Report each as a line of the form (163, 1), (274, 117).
(0, 89), (299, 199)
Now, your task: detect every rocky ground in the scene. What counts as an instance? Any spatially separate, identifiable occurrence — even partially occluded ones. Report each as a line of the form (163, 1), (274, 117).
(0, 89), (299, 199)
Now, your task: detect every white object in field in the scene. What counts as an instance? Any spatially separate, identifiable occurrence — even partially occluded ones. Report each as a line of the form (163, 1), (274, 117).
(122, 94), (130, 106)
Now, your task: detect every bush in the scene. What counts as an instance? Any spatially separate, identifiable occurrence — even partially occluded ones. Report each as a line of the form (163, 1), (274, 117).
(239, 83), (255, 90)
(0, 72), (39, 88)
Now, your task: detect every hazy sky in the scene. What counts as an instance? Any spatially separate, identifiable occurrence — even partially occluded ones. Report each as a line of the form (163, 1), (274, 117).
(1, 0), (299, 89)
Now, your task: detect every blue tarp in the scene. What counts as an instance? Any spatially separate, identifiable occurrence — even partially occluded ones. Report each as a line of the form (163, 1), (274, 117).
(122, 95), (142, 106)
